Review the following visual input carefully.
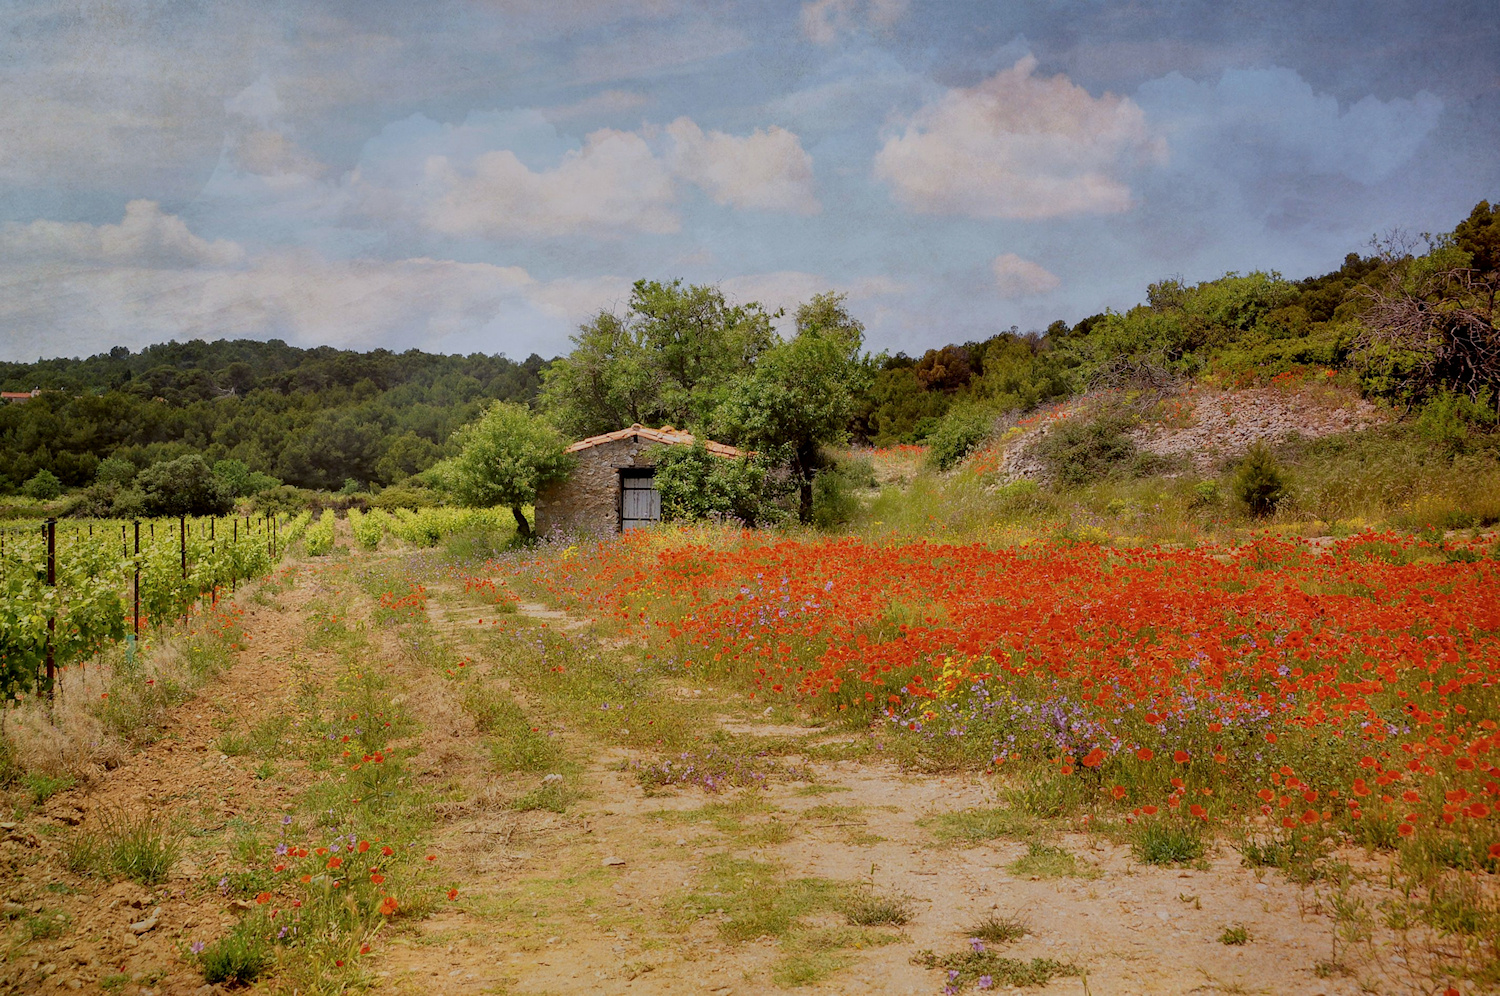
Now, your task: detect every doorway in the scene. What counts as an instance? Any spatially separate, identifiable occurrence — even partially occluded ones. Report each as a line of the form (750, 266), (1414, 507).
(619, 468), (661, 531)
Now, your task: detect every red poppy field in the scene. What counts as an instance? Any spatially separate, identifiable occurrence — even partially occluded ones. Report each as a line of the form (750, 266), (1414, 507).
(516, 530), (1500, 871)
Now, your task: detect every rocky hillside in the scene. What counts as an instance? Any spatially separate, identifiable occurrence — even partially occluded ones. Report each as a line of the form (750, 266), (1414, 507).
(990, 380), (1385, 482)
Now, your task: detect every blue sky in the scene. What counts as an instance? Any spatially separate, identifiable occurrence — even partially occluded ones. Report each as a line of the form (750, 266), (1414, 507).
(0, 0), (1494, 362)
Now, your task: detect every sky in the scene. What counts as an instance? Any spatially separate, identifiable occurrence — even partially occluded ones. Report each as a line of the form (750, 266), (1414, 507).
(1, 0), (1495, 363)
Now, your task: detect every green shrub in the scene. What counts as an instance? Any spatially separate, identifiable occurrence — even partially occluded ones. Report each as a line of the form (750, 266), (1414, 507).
(248, 485), (309, 515)
(212, 459), (280, 498)
(1413, 389), (1496, 456)
(926, 403), (995, 471)
(811, 467), (860, 530)
(653, 443), (786, 526)
(22, 469), (62, 500)
(367, 482), (440, 510)
(1233, 442), (1287, 517)
(1035, 414), (1138, 486)
(95, 457), (139, 487)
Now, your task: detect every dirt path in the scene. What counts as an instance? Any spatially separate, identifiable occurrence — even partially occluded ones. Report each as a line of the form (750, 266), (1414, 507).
(376, 577), (1431, 996)
(2, 572), (322, 994)
(2, 539), (1460, 996)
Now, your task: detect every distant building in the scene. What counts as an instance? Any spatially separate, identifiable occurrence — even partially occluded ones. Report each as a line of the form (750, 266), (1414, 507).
(534, 424), (745, 537)
(0, 389), (40, 404)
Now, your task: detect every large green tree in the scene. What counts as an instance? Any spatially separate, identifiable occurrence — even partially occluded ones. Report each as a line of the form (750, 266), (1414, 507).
(135, 454), (235, 517)
(438, 402), (573, 539)
(539, 279), (778, 438)
(718, 292), (870, 522)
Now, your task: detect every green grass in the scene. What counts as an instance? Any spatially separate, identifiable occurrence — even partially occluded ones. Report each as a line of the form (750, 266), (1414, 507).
(1423, 879), (1491, 937)
(923, 806), (1036, 845)
(647, 795), (775, 833)
(1132, 822), (1205, 866)
(965, 913), (1028, 944)
(678, 855), (844, 942)
(19, 772), (75, 805)
(1220, 925), (1249, 945)
(793, 784), (851, 796)
(19, 909), (70, 941)
(839, 889), (913, 927)
(914, 948), (1080, 990)
(512, 779), (583, 813)
(770, 950), (853, 987)
(1009, 842), (1092, 879)
(64, 811), (178, 885)
(470, 693), (564, 773)
(196, 916), (272, 986)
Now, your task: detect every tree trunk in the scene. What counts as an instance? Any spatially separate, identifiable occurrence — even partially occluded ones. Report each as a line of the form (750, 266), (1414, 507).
(512, 506), (533, 539)
(795, 444), (818, 524)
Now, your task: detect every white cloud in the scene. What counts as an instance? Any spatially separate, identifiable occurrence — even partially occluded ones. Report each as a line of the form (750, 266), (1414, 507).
(991, 253), (1060, 298)
(874, 55), (1164, 219)
(0, 204), (628, 361)
(800, 0), (910, 45)
(424, 128), (679, 237)
(356, 112), (819, 237)
(0, 200), (244, 268)
(666, 118), (820, 214)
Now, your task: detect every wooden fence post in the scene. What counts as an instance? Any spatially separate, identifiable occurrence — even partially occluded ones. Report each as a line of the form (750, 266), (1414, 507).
(44, 518), (56, 707)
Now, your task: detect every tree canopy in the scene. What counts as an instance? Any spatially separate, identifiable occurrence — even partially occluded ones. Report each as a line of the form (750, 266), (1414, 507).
(0, 339), (546, 493)
(717, 292), (870, 521)
(436, 402), (573, 538)
(539, 279), (778, 438)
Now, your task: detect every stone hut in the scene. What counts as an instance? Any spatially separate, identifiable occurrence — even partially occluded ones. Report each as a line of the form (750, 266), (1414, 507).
(533, 424), (745, 537)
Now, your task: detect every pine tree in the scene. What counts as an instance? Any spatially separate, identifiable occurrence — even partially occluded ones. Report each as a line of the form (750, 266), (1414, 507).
(1233, 442), (1286, 517)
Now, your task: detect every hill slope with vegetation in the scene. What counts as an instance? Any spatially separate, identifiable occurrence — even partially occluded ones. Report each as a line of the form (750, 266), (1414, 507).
(3, 200), (1495, 534)
(0, 339), (546, 495)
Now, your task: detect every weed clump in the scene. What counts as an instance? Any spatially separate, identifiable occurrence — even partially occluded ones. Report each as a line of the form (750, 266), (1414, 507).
(65, 810), (178, 885)
(195, 918), (273, 986)
(1132, 822), (1204, 866)
(1009, 842), (1090, 879)
(965, 913), (1029, 943)
(1035, 413), (1139, 486)
(840, 889), (914, 927)
(914, 946), (1078, 990)
(629, 748), (805, 793)
(923, 807), (1035, 845)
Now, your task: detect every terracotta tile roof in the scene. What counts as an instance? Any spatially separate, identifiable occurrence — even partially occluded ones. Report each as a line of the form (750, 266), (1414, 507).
(565, 423), (745, 458)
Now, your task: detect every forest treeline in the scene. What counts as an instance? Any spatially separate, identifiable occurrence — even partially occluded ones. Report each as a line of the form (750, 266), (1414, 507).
(0, 340), (545, 492)
(2, 199), (1495, 506)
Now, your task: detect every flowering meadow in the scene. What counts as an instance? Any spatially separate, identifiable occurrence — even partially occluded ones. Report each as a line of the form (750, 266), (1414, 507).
(516, 528), (1500, 866)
